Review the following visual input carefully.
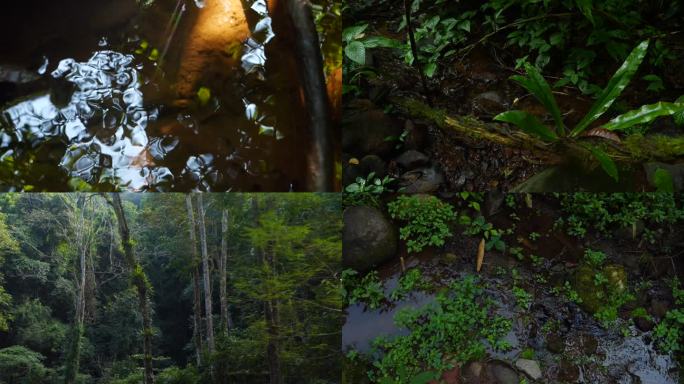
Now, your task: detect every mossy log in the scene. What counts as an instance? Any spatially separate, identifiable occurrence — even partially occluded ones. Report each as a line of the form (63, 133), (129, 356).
(395, 97), (684, 165)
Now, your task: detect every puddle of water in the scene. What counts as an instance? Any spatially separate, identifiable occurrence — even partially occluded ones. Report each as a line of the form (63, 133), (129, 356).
(0, 0), (338, 191)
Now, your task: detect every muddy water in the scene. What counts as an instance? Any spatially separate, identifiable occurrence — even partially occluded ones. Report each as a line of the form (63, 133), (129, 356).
(0, 0), (337, 191)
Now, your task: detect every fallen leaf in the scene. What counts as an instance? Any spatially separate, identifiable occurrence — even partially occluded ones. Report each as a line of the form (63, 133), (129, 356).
(582, 127), (622, 143)
(476, 239), (485, 272)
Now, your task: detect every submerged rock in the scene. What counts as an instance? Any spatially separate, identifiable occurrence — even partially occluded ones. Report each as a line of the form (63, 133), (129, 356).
(342, 206), (398, 272)
(574, 264), (627, 314)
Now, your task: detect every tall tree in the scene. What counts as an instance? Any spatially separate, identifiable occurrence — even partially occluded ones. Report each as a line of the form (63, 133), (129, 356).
(63, 195), (91, 384)
(219, 208), (231, 333)
(195, 195), (215, 360)
(185, 195), (204, 366)
(108, 193), (155, 384)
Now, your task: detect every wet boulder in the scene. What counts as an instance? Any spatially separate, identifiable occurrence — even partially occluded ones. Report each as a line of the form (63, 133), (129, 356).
(574, 264), (627, 315)
(395, 150), (429, 170)
(343, 206), (398, 272)
(398, 167), (444, 194)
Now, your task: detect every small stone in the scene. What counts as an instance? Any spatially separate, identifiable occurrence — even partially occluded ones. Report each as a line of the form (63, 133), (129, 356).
(650, 299), (670, 319)
(515, 359), (542, 380)
(634, 316), (655, 332)
(395, 150), (429, 170)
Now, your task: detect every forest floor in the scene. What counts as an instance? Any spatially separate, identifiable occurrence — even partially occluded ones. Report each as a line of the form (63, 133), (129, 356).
(342, 193), (684, 383)
(342, 1), (684, 193)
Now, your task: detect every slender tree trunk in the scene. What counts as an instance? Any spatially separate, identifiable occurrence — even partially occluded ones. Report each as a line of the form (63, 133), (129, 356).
(196, 195), (215, 356)
(264, 238), (282, 384)
(185, 195), (204, 367)
(109, 194), (155, 384)
(219, 209), (231, 333)
(64, 197), (87, 384)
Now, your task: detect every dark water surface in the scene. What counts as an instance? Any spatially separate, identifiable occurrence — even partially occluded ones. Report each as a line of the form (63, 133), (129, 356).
(0, 0), (338, 191)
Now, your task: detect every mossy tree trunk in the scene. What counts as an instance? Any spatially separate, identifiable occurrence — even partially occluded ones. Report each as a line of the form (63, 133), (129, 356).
(397, 98), (684, 165)
(109, 193), (155, 384)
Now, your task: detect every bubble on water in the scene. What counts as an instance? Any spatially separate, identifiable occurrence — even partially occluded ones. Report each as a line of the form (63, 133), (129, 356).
(37, 56), (49, 75)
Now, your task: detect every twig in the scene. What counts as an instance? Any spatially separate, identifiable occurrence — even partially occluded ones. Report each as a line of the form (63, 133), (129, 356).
(403, 0), (432, 105)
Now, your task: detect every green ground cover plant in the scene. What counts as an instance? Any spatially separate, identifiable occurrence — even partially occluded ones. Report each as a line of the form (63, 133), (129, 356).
(387, 195), (456, 253)
(368, 275), (511, 383)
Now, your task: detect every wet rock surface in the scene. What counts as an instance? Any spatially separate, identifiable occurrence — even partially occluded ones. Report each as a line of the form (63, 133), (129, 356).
(342, 206), (398, 272)
(343, 197), (682, 383)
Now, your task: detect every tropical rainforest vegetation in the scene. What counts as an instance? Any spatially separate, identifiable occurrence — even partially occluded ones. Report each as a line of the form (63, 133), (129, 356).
(0, 193), (342, 383)
(343, 0), (684, 192)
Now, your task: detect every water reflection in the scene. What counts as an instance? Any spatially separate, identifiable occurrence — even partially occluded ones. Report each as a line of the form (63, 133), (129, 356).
(2, 51), (172, 190)
(0, 0), (338, 191)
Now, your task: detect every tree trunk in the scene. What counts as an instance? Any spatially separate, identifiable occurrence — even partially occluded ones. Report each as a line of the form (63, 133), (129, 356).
(195, 194), (215, 355)
(109, 193), (155, 384)
(64, 196), (87, 384)
(219, 209), (231, 333)
(286, 0), (334, 191)
(185, 195), (204, 367)
(263, 238), (282, 384)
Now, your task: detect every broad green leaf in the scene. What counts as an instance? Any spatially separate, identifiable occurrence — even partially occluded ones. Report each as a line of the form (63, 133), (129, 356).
(603, 102), (684, 131)
(588, 146), (618, 181)
(424, 62), (437, 78)
(571, 40), (650, 136)
(575, 0), (595, 24)
(511, 63), (565, 134)
(494, 110), (558, 141)
(674, 95), (684, 126)
(652, 168), (674, 192)
(343, 24), (367, 42)
(344, 41), (366, 65)
(363, 36), (403, 49)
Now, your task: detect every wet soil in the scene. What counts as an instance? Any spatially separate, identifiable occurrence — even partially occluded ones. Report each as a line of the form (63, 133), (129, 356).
(343, 5), (684, 192)
(343, 196), (684, 383)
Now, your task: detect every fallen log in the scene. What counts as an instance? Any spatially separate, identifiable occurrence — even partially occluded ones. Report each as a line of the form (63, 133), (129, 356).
(394, 97), (684, 166)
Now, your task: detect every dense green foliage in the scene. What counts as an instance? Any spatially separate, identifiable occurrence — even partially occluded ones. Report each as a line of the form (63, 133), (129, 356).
(654, 279), (684, 354)
(556, 193), (684, 239)
(0, 194), (342, 383)
(495, 41), (684, 181)
(387, 195), (455, 253)
(368, 276), (511, 383)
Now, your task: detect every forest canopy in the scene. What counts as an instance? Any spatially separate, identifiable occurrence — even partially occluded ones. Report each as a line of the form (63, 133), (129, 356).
(0, 193), (342, 384)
